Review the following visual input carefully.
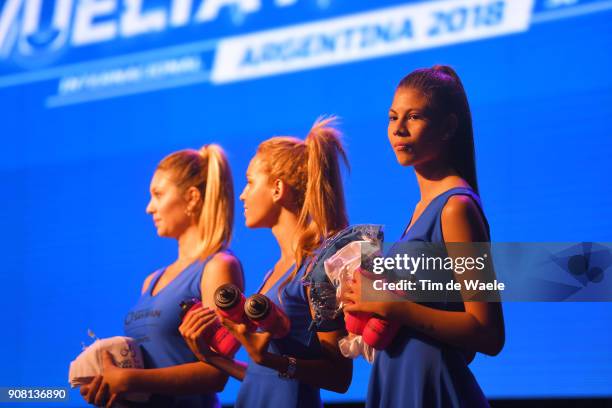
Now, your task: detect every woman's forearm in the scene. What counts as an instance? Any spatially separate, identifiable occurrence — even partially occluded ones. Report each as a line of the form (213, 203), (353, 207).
(202, 355), (247, 381)
(388, 301), (504, 356)
(124, 362), (228, 394)
(261, 350), (352, 393)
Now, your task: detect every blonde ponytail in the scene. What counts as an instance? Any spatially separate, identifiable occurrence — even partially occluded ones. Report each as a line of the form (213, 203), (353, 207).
(261, 117), (349, 299)
(296, 116), (349, 266)
(197, 144), (235, 260)
(157, 144), (235, 260)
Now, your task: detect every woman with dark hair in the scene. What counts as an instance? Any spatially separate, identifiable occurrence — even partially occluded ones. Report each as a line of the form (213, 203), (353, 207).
(180, 118), (353, 407)
(343, 65), (504, 407)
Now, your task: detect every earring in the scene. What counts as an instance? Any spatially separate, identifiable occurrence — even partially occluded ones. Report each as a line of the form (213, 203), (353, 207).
(185, 208), (193, 217)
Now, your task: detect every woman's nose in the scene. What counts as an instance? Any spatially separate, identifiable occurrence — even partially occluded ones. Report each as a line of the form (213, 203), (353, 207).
(393, 122), (409, 137)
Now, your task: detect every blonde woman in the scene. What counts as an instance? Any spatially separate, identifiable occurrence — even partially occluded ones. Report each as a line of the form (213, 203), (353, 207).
(181, 118), (353, 407)
(81, 145), (243, 407)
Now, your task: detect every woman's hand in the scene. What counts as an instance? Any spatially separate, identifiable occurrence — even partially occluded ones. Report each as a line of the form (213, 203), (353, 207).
(339, 268), (377, 307)
(341, 268), (402, 320)
(80, 375), (108, 407)
(343, 300), (395, 319)
(339, 276), (359, 306)
(219, 316), (272, 365)
(79, 351), (129, 407)
(179, 307), (221, 362)
(342, 277), (396, 319)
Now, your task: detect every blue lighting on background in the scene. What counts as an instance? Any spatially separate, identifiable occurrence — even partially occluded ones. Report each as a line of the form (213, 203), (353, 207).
(1, 0), (611, 405)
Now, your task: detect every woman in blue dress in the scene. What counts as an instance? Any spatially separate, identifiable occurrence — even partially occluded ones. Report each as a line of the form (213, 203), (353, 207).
(80, 145), (244, 407)
(181, 118), (353, 407)
(343, 66), (505, 407)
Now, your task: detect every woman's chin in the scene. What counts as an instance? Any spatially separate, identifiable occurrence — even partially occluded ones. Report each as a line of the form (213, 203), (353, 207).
(155, 228), (171, 238)
(393, 150), (417, 167)
(395, 156), (416, 167)
(244, 218), (267, 229)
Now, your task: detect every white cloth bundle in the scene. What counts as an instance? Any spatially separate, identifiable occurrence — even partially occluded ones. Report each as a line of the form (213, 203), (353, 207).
(68, 336), (149, 403)
(324, 241), (377, 363)
(338, 333), (376, 363)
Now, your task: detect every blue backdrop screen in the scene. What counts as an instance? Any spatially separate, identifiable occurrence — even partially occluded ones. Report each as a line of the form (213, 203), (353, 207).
(1, 0), (611, 405)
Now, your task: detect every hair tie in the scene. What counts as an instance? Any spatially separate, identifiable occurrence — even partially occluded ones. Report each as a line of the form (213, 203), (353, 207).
(199, 145), (209, 158)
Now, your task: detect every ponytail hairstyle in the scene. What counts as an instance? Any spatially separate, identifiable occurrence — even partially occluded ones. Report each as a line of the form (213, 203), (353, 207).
(157, 144), (235, 260)
(397, 65), (479, 194)
(256, 117), (349, 299)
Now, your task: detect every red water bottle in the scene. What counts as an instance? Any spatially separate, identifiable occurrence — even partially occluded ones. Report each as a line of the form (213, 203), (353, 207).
(344, 267), (372, 336)
(244, 294), (291, 339)
(179, 298), (240, 357)
(214, 284), (248, 323)
(344, 269), (398, 350)
(362, 317), (399, 350)
(344, 312), (371, 335)
(214, 283), (256, 331)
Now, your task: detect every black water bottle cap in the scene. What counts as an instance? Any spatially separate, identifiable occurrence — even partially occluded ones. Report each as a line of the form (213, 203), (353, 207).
(244, 294), (270, 320)
(214, 283), (241, 310)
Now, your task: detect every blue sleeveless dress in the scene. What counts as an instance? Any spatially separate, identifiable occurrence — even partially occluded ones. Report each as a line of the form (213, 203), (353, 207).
(236, 261), (337, 408)
(124, 258), (220, 408)
(366, 187), (490, 408)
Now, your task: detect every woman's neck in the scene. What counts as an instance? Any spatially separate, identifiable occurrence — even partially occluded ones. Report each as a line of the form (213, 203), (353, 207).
(413, 161), (467, 202)
(271, 208), (300, 266)
(176, 224), (201, 263)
